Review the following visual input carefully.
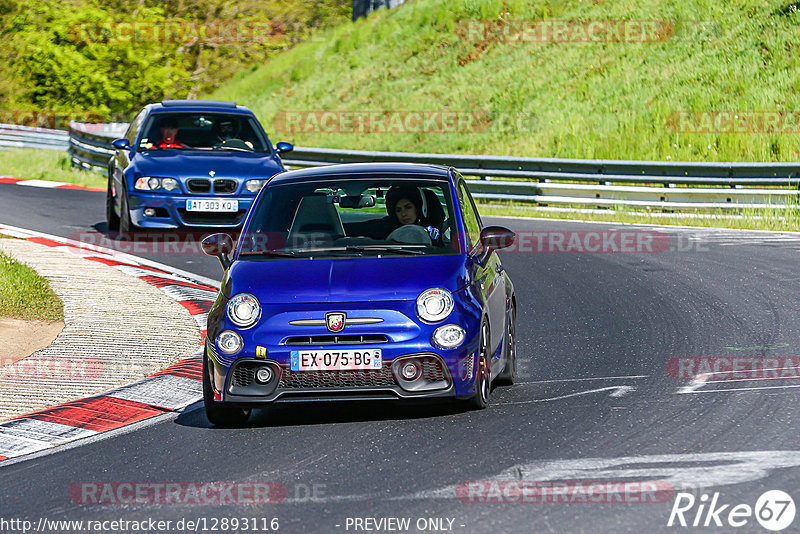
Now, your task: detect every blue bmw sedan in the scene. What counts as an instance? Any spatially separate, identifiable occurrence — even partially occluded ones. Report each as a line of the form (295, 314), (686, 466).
(201, 162), (517, 425)
(107, 100), (293, 232)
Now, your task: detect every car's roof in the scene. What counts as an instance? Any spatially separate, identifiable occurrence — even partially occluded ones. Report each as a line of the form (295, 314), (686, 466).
(268, 162), (453, 185)
(144, 100), (254, 115)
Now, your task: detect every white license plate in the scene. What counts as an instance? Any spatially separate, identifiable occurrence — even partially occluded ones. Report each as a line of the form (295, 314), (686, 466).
(290, 349), (382, 371)
(186, 199), (238, 212)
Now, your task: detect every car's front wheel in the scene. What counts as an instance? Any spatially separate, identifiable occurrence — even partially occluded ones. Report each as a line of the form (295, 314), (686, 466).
(119, 188), (135, 235)
(496, 303), (517, 386)
(106, 173), (120, 231)
(467, 321), (491, 410)
(203, 353), (251, 426)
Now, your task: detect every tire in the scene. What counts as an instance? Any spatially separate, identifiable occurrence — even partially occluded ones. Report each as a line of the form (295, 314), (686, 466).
(203, 352), (251, 426)
(106, 172), (120, 231)
(467, 321), (491, 410)
(496, 304), (517, 386)
(119, 188), (136, 235)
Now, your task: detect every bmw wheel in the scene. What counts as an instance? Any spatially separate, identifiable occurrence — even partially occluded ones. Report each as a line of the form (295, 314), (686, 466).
(203, 352), (251, 427)
(119, 188), (137, 235)
(467, 321), (491, 410)
(106, 172), (120, 231)
(496, 303), (517, 386)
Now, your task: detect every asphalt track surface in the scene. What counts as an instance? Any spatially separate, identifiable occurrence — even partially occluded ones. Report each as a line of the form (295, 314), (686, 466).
(2, 182), (800, 533)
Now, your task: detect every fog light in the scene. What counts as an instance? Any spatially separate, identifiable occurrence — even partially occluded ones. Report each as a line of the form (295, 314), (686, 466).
(144, 208), (156, 217)
(255, 366), (273, 383)
(400, 360), (421, 381)
(217, 330), (243, 355)
(432, 324), (466, 350)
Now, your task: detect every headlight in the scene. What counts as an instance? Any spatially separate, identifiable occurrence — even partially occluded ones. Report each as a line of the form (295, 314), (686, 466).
(134, 176), (178, 192)
(432, 324), (466, 349)
(416, 288), (454, 323)
(161, 178), (178, 191)
(244, 179), (266, 193)
(226, 293), (261, 328)
(217, 330), (243, 355)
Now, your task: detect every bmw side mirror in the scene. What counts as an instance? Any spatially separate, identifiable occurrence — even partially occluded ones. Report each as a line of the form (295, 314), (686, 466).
(201, 233), (234, 270)
(112, 138), (132, 152)
(480, 226), (516, 252)
(274, 141), (293, 154)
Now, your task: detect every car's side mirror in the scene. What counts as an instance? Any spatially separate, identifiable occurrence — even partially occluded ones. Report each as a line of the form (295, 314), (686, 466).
(275, 141), (293, 154)
(201, 233), (234, 270)
(112, 138), (132, 152)
(480, 226), (516, 252)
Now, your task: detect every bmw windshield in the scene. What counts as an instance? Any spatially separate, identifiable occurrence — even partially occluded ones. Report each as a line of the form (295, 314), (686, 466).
(138, 112), (271, 153)
(238, 178), (463, 258)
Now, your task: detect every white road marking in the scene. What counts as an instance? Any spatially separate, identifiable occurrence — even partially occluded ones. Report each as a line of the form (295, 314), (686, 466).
(497, 385), (636, 405)
(107, 374), (202, 410)
(679, 384), (800, 394)
(17, 179), (69, 188)
(516, 375), (648, 385)
(676, 373), (709, 394)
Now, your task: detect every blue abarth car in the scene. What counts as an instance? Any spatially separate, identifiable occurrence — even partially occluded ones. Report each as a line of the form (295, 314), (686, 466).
(107, 100), (293, 232)
(200, 162), (517, 425)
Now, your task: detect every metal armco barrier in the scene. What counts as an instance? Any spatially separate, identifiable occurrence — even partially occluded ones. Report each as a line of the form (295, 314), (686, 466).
(0, 124), (69, 151)
(67, 122), (128, 171)
(53, 122), (800, 210)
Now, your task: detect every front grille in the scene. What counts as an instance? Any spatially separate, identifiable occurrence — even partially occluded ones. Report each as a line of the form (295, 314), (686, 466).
(232, 365), (255, 387)
(187, 179), (211, 193)
(214, 179), (237, 194)
(421, 358), (446, 380)
(279, 366), (395, 389)
(284, 334), (388, 346)
(178, 209), (248, 225)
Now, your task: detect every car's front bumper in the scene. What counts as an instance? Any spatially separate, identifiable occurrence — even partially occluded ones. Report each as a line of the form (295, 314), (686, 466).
(128, 191), (255, 228)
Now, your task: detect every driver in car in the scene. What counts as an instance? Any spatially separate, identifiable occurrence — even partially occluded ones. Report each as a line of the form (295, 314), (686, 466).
(149, 117), (188, 149)
(213, 118), (253, 150)
(385, 186), (434, 245)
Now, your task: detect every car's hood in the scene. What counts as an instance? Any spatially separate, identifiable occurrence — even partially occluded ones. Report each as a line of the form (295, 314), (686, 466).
(133, 151), (283, 178)
(224, 255), (469, 304)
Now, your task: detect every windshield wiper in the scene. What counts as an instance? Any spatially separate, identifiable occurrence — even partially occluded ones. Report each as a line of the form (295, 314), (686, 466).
(345, 245), (425, 255)
(239, 250), (299, 257)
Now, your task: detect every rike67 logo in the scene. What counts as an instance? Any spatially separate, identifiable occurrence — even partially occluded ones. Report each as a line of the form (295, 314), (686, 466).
(668, 490), (796, 531)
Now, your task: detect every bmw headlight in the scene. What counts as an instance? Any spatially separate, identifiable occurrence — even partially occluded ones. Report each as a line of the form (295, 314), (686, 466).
(244, 179), (266, 193)
(432, 324), (466, 349)
(416, 288), (454, 323)
(226, 293), (261, 328)
(134, 176), (178, 192)
(217, 330), (243, 355)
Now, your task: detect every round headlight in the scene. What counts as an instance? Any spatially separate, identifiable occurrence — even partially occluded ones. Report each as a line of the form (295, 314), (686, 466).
(226, 293), (261, 328)
(416, 288), (454, 323)
(432, 324), (466, 350)
(161, 178), (178, 191)
(217, 330), (243, 355)
(147, 177), (161, 190)
(245, 179), (265, 193)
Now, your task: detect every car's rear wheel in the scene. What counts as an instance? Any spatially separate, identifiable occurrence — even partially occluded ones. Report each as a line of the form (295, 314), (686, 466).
(106, 173), (120, 231)
(467, 321), (491, 410)
(496, 303), (517, 386)
(203, 352), (251, 426)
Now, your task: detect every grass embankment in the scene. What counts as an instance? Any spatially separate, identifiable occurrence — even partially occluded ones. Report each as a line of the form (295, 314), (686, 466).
(209, 0), (800, 162)
(0, 149), (106, 189)
(0, 250), (64, 321)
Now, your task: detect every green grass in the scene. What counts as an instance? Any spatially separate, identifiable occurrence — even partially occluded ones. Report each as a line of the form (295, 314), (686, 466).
(480, 202), (800, 231)
(208, 0), (800, 162)
(0, 251), (64, 321)
(0, 149), (105, 189)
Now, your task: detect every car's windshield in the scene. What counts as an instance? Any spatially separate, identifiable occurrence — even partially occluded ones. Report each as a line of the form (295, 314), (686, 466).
(138, 112), (271, 153)
(239, 177), (462, 258)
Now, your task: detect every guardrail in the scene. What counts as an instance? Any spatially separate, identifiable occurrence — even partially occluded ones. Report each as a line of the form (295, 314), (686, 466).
(19, 121), (800, 210)
(67, 122), (128, 171)
(0, 124), (69, 151)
